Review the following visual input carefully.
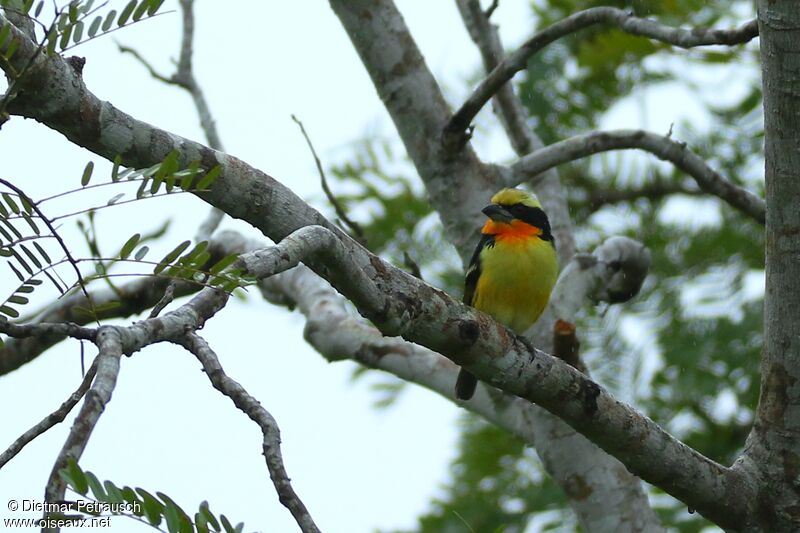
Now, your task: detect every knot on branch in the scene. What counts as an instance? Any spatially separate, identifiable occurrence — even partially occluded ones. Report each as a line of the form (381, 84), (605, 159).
(66, 56), (86, 76)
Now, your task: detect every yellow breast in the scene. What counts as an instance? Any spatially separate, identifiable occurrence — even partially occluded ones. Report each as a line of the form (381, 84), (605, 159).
(472, 235), (558, 334)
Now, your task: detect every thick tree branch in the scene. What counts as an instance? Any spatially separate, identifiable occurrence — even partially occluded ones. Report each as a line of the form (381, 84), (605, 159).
(511, 129), (766, 223)
(181, 332), (321, 533)
(446, 7), (758, 139)
(240, 226), (753, 529)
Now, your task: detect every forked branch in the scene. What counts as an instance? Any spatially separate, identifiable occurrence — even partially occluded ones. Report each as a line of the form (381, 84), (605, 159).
(445, 7), (758, 140)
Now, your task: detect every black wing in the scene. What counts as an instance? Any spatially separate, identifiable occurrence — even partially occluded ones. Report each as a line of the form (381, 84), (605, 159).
(463, 234), (494, 305)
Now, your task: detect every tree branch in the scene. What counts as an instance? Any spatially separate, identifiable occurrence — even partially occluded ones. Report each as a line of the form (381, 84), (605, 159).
(742, 3), (800, 529)
(511, 129), (766, 223)
(445, 7), (758, 139)
(0, 11), (758, 527)
(240, 225), (753, 529)
(44, 327), (123, 502)
(0, 358), (97, 469)
(454, 0), (577, 259)
(180, 332), (321, 533)
(329, 0), (504, 260)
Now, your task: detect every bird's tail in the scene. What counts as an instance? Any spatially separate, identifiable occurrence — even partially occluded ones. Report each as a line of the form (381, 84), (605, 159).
(455, 368), (477, 400)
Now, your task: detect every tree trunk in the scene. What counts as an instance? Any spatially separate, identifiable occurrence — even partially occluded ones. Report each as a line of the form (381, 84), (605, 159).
(745, 1), (800, 530)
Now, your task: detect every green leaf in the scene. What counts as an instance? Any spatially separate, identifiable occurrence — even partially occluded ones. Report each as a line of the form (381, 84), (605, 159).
(180, 240), (209, 265)
(19, 195), (33, 214)
(21, 213), (39, 235)
(44, 270), (65, 294)
(88, 15), (102, 38)
(0, 305), (19, 318)
(59, 22), (73, 50)
(107, 192), (125, 205)
(64, 458), (89, 495)
(46, 26), (58, 55)
(8, 295), (28, 305)
(118, 0), (137, 26)
(10, 248), (32, 275)
(80, 0), (96, 15)
(209, 254), (238, 275)
(220, 515), (235, 533)
(134, 245), (149, 261)
(136, 488), (164, 526)
(195, 513), (210, 533)
(111, 154), (123, 181)
(3, 193), (19, 214)
(68, 1), (79, 22)
(102, 9), (116, 32)
(81, 161), (94, 186)
(0, 247), (11, 257)
(91, 301), (122, 315)
(17, 285), (35, 293)
(0, 200), (7, 218)
(0, 218), (21, 239)
(196, 165), (222, 191)
(34, 0), (44, 17)
(8, 263), (24, 282)
(27, 278), (43, 286)
(199, 501), (220, 531)
(4, 36), (18, 60)
(148, 0), (165, 16)
(72, 20), (84, 44)
(0, 25), (10, 50)
(120, 233), (140, 260)
(154, 240), (191, 274)
(32, 241), (50, 263)
(85, 472), (107, 502)
(20, 244), (42, 269)
(103, 480), (124, 503)
(164, 502), (180, 533)
(121, 485), (138, 508)
(132, 0), (149, 21)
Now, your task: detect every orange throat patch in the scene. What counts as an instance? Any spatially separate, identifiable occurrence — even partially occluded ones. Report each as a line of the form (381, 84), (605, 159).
(482, 219), (541, 240)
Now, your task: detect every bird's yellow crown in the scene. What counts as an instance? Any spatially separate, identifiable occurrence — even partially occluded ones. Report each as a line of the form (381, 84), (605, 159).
(490, 188), (542, 209)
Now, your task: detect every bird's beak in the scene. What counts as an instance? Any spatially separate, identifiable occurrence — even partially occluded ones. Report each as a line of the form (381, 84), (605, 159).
(482, 204), (513, 223)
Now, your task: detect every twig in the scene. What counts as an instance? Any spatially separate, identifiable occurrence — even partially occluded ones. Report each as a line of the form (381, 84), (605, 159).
(149, 282), (175, 318)
(181, 332), (321, 533)
(402, 251), (422, 280)
(483, 0), (499, 19)
(0, 358), (98, 469)
(0, 317), (96, 341)
(455, 0), (577, 261)
(0, 178), (96, 317)
(291, 114), (366, 244)
(44, 326), (123, 502)
(552, 319), (585, 373)
(510, 129), (765, 224)
(445, 8), (759, 141)
(456, 0), (538, 155)
(585, 180), (702, 211)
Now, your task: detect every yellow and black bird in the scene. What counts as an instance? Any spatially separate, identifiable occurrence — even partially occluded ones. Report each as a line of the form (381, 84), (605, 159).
(455, 188), (559, 400)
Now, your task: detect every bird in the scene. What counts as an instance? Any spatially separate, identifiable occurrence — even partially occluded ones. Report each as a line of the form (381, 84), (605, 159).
(455, 188), (559, 400)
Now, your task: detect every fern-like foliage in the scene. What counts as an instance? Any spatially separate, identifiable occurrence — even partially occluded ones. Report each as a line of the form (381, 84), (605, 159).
(59, 459), (248, 533)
